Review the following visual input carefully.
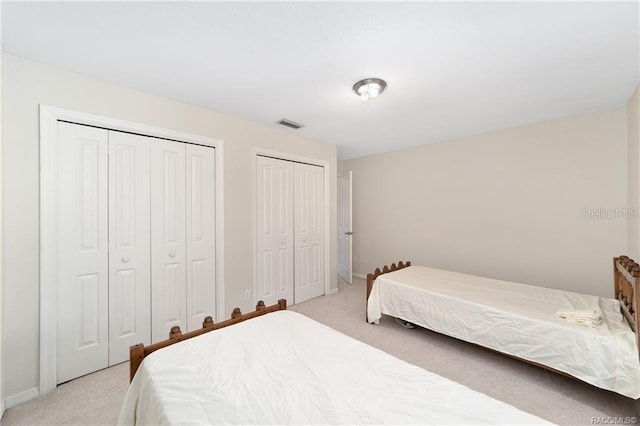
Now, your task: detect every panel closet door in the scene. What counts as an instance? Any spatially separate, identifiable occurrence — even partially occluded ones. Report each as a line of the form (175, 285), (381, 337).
(108, 131), (151, 364)
(57, 122), (109, 384)
(185, 144), (216, 331)
(150, 140), (187, 342)
(256, 156), (294, 306)
(56, 124), (217, 382)
(294, 162), (325, 304)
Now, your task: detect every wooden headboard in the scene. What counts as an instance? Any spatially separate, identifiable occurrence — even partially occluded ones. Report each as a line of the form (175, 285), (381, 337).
(129, 299), (287, 381)
(613, 256), (639, 359)
(366, 261), (411, 322)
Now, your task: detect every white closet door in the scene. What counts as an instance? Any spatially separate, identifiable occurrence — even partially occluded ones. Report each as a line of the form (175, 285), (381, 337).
(151, 140), (186, 342)
(108, 131), (151, 364)
(256, 156), (294, 306)
(294, 163), (325, 304)
(185, 144), (216, 331)
(57, 122), (109, 383)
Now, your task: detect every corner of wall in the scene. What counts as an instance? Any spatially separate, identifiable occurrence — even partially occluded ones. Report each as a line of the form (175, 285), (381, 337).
(627, 83), (640, 259)
(0, 12), (5, 418)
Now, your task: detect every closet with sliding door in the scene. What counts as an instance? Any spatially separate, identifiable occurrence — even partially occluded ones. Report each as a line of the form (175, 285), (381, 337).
(56, 122), (216, 383)
(255, 155), (325, 307)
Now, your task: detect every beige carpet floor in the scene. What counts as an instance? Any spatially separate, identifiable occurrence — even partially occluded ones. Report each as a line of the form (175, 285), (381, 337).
(2, 276), (638, 425)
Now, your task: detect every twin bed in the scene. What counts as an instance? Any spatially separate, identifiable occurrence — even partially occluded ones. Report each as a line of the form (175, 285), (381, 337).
(120, 301), (548, 425)
(366, 256), (640, 399)
(119, 255), (639, 424)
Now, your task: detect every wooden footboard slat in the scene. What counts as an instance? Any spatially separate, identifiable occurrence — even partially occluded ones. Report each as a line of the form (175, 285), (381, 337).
(129, 299), (288, 381)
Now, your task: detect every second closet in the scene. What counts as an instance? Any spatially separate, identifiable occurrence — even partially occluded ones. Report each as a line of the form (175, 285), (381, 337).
(256, 155), (325, 306)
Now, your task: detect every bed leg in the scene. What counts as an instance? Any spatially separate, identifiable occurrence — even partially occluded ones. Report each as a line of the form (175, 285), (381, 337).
(366, 273), (375, 322)
(130, 343), (145, 382)
(615, 255), (628, 299)
(636, 272), (640, 361)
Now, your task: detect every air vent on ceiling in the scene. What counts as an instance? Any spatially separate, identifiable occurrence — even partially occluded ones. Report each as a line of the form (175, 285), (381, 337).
(277, 118), (304, 130)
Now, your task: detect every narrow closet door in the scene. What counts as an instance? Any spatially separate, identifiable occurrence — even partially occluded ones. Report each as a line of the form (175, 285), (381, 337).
(185, 144), (216, 331)
(108, 131), (151, 364)
(151, 140), (187, 343)
(256, 156), (294, 306)
(294, 163), (325, 304)
(57, 122), (109, 383)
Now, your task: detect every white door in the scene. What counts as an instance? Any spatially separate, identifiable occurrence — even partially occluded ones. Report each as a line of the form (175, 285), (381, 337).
(57, 122), (109, 383)
(55, 122), (218, 383)
(337, 171), (353, 284)
(256, 156), (294, 306)
(185, 144), (216, 331)
(150, 140), (187, 342)
(108, 131), (151, 364)
(294, 163), (325, 304)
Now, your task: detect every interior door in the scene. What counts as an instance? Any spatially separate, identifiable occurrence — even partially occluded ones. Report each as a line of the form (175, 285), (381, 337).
(185, 144), (216, 331)
(150, 140), (187, 343)
(108, 131), (151, 364)
(294, 162), (325, 304)
(57, 122), (109, 383)
(337, 171), (353, 284)
(256, 156), (294, 306)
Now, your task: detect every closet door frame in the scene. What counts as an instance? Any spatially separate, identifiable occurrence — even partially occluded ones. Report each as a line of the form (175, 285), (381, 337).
(39, 105), (225, 395)
(251, 148), (333, 308)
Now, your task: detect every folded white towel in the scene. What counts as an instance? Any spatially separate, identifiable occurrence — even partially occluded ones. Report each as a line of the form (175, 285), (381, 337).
(555, 309), (602, 327)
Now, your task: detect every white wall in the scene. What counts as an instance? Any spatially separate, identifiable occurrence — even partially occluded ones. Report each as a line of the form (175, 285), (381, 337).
(345, 108), (627, 298)
(1, 53), (337, 401)
(627, 84), (640, 259)
(0, 11), (4, 418)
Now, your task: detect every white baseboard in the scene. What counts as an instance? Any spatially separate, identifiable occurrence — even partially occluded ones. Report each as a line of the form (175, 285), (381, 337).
(353, 273), (366, 279)
(328, 287), (339, 295)
(5, 387), (39, 409)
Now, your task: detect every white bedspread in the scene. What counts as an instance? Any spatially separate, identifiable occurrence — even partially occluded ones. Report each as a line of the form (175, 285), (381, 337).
(367, 266), (640, 399)
(119, 310), (549, 425)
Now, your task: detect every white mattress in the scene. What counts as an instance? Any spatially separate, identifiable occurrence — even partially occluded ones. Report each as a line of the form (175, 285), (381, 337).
(367, 265), (640, 399)
(119, 310), (549, 425)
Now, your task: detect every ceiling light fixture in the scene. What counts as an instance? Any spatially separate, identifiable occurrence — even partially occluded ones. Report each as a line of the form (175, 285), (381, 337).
(353, 77), (387, 101)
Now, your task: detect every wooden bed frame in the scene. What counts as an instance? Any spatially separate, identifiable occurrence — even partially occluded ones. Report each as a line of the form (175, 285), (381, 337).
(613, 255), (640, 358)
(366, 257), (640, 362)
(129, 299), (287, 381)
(366, 261), (411, 323)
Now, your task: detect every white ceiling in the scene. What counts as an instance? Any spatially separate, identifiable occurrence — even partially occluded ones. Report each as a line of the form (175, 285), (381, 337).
(2, 1), (639, 160)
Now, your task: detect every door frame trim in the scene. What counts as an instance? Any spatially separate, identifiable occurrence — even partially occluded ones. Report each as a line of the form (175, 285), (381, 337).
(337, 170), (353, 284)
(39, 105), (225, 395)
(251, 148), (331, 306)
